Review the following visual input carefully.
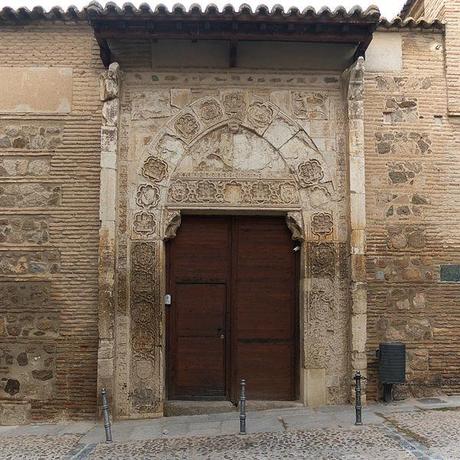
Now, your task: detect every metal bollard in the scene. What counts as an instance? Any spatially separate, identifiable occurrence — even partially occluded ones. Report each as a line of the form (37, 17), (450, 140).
(353, 371), (364, 426)
(239, 378), (247, 435)
(101, 388), (113, 442)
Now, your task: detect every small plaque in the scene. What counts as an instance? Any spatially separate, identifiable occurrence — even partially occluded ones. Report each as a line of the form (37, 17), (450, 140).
(440, 264), (460, 282)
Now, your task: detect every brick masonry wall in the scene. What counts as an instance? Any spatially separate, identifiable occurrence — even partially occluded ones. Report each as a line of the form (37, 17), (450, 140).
(0, 23), (103, 421)
(365, 29), (460, 399)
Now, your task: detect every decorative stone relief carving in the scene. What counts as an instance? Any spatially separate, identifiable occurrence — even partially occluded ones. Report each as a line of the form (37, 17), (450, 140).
(133, 212), (156, 237)
(175, 113), (200, 140)
(99, 62), (120, 102)
(312, 213), (333, 237)
(223, 92), (246, 120)
(286, 212), (304, 241)
(247, 102), (274, 129)
(168, 179), (299, 206)
(136, 184), (160, 209)
(292, 92), (329, 120)
(130, 242), (161, 413)
(163, 210), (181, 240)
(298, 160), (324, 187)
(305, 289), (335, 368)
(310, 243), (335, 278)
(130, 242), (160, 355)
(142, 157), (168, 182)
(195, 98), (223, 123)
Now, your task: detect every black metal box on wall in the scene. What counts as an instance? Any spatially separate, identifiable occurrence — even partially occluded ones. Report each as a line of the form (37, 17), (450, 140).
(378, 342), (406, 384)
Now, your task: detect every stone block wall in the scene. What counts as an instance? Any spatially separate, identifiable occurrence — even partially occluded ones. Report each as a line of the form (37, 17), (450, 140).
(365, 28), (460, 399)
(0, 24), (103, 422)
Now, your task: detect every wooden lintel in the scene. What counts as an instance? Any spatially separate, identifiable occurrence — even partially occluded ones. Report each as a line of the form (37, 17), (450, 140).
(94, 29), (370, 45)
(229, 40), (237, 68)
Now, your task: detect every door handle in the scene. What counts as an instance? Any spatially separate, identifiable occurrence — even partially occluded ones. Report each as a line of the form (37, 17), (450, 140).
(217, 328), (225, 339)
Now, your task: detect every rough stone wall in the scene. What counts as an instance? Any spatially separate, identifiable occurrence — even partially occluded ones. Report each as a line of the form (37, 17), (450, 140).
(0, 24), (103, 422)
(365, 29), (460, 399)
(109, 42), (352, 416)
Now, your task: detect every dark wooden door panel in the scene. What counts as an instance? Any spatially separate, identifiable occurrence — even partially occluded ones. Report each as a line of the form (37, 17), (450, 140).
(167, 216), (230, 400)
(236, 343), (295, 400)
(233, 216), (297, 400)
(172, 215), (230, 283)
(167, 215), (297, 402)
(175, 337), (225, 398)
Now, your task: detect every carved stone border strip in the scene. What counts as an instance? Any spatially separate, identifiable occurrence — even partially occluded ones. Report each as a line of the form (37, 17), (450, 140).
(344, 56), (367, 398)
(97, 62), (121, 405)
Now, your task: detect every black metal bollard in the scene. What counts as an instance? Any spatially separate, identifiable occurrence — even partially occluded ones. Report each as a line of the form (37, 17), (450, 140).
(239, 378), (247, 435)
(353, 371), (364, 426)
(101, 388), (113, 442)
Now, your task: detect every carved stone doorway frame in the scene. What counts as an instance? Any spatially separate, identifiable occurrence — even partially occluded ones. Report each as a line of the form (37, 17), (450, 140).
(96, 58), (368, 419)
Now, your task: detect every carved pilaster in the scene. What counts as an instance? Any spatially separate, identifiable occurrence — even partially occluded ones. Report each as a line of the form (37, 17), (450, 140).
(344, 56), (368, 399)
(97, 62), (121, 411)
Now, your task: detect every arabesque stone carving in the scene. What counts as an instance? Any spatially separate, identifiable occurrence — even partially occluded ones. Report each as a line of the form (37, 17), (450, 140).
(247, 102), (274, 129)
(223, 92), (246, 120)
(196, 99), (223, 122)
(136, 184), (160, 209)
(168, 178), (299, 206)
(298, 160), (324, 187)
(142, 157), (168, 182)
(133, 212), (156, 237)
(312, 213), (333, 237)
(130, 242), (160, 356)
(175, 113), (200, 139)
(310, 243), (335, 278)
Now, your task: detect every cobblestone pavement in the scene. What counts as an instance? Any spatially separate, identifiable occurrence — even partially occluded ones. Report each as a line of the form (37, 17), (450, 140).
(89, 426), (416, 460)
(385, 408), (460, 459)
(1, 404), (460, 459)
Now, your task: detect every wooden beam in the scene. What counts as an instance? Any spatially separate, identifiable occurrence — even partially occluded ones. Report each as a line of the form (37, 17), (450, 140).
(229, 40), (237, 68)
(95, 35), (112, 68)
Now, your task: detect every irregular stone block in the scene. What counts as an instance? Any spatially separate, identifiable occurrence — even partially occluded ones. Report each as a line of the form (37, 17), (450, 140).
(0, 124), (62, 150)
(0, 282), (50, 308)
(0, 183), (61, 208)
(0, 400), (31, 425)
(0, 250), (60, 275)
(131, 90), (172, 120)
(0, 156), (50, 177)
(0, 216), (49, 245)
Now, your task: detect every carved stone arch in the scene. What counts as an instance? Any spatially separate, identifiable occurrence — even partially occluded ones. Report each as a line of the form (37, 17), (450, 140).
(139, 94), (335, 188)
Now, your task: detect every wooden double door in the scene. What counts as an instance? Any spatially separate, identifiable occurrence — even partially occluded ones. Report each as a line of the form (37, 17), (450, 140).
(166, 215), (298, 402)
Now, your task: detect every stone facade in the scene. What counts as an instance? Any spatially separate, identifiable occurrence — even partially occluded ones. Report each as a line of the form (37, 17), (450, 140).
(1, 3), (459, 423)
